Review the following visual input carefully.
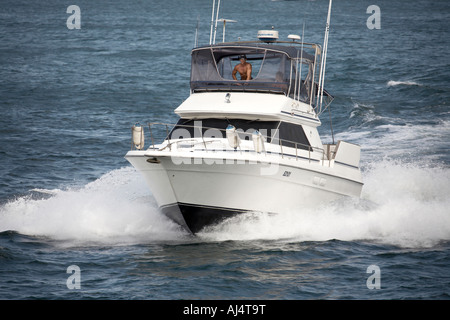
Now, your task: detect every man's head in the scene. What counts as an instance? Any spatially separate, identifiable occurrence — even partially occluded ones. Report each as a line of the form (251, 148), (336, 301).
(239, 54), (247, 62)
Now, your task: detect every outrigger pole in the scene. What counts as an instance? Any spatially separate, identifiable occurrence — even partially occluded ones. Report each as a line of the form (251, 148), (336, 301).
(209, 0), (221, 45)
(316, 0), (332, 115)
(194, 16), (200, 48)
(209, 0), (216, 45)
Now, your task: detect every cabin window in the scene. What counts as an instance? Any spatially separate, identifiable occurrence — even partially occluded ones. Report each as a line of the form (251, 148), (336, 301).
(216, 53), (264, 81)
(168, 119), (311, 151)
(276, 122), (311, 150)
(169, 118), (279, 143)
(191, 49), (222, 82)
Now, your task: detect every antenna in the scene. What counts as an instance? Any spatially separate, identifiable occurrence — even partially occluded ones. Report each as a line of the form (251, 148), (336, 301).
(288, 34), (301, 41)
(316, 0), (332, 114)
(209, 0), (216, 45)
(194, 16), (200, 48)
(293, 49), (299, 100)
(297, 21), (305, 102)
(212, 0), (221, 44)
(218, 18), (237, 43)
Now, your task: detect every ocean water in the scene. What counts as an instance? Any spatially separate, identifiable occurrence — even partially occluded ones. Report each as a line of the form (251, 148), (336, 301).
(0, 0), (449, 302)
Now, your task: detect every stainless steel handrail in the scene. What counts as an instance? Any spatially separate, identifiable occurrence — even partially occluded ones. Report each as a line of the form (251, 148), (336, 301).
(131, 122), (336, 164)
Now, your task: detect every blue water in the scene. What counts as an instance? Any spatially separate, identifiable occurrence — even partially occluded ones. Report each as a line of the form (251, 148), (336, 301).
(1, 0), (449, 301)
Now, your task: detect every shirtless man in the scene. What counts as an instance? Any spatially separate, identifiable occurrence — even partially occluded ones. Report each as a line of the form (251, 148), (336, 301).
(232, 55), (252, 81)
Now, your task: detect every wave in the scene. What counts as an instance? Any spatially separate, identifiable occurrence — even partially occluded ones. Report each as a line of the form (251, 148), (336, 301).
(387, 80), (421, 87)
(1, 161), (449, 248)
(0, 167), (188, 244)
(348, 101), (385, 127)
(334, 99), (450, 164)
(199, 159), (450, 248)
(352, 121), (448, 165)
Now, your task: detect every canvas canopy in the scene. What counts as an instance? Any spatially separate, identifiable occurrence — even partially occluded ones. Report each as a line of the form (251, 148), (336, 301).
(190, 43), (331, 106)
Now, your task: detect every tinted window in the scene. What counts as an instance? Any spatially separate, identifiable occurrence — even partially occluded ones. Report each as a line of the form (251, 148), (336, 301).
(169, 119), (311, 151)
(169, 118), (279, 142)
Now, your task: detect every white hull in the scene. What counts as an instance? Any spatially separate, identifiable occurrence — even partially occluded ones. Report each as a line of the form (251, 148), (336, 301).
(126, 148), (363, 232)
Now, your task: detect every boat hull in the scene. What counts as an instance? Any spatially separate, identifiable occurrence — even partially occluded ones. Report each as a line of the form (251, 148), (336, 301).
(161, 202), (246, 233)
(125, 151), (363, 233)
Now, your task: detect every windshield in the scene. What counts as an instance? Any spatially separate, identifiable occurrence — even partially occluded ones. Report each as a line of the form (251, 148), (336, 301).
(190, 45), (327, 106)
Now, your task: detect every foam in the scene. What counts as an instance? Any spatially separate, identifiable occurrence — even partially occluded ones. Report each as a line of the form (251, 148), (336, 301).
(333, 102), (450, 164)
(387, 80), (421, 87)
(199, 160), (450, 248)
(0, 167), (187, 244)
(1, 162), (448, 248)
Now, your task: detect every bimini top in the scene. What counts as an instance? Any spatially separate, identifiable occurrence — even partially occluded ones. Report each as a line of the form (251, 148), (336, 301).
(190, 41), (332, 107)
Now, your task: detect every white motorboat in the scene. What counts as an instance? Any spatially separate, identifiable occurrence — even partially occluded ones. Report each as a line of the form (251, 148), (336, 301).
(125, 1), (363, 233)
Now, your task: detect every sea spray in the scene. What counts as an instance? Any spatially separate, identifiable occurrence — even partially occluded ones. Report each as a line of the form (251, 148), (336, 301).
(199, 160), (450, 248)
(0, 167), (187, 243)
(1, 161), (448, 248)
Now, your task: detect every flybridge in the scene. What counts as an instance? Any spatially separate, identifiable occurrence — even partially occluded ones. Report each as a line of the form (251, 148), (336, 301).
(196, 0), (335, 116)
(189, 42), (333, 111)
